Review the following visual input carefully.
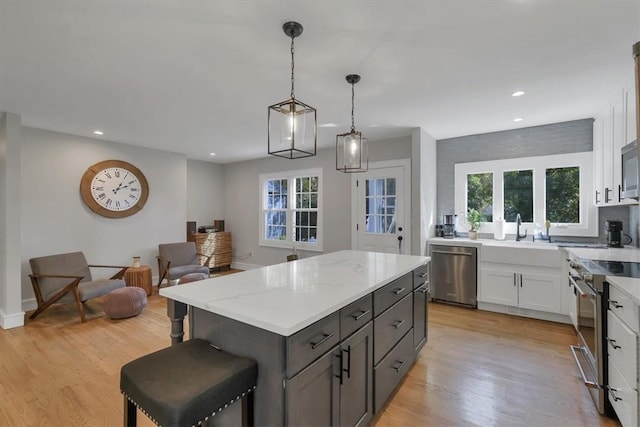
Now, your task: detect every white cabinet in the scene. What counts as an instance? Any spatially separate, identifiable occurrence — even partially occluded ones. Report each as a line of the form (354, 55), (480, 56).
(594, 74), (637, 206)
(607, 282), (639, 427)
(480, 266), (562, 314)
(624, 75), (637, 145)
(567, 278), (578, 329)
(478, 245), (565, 321)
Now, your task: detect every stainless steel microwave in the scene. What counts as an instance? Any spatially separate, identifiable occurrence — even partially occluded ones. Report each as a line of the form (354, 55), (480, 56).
(622, 139), (639, 199)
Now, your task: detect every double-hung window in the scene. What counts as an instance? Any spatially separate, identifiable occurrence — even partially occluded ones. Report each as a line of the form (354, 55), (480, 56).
(454, 152), (597, 237)
(260, 168), (323, 251)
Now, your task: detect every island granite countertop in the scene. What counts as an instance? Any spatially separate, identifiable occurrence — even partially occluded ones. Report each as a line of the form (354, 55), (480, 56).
(160, 250), (429, 336)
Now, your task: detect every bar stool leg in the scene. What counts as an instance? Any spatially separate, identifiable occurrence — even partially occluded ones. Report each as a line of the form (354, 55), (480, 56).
(124, 396), (137, 427)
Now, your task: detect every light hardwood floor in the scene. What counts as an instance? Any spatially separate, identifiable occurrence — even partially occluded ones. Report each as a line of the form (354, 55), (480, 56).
(0, 291), (621, 426)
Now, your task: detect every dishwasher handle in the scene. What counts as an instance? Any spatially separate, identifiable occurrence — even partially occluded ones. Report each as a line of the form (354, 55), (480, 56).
(432, 250), (473, 257)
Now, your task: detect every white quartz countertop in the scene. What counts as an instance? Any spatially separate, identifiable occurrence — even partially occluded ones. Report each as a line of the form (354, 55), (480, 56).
(159, 250), (429, 337)
(565, 246), (640, 263)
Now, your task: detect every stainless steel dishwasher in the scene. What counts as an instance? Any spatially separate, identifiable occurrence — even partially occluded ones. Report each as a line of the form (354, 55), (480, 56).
(430, 244), (477, 308)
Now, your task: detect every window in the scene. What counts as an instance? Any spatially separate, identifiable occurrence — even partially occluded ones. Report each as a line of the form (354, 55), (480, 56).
(454, 152), (597, 237)
(365, 177), (397, 234)
(260, 168), (323, 251)
(467, 172), (493, 222)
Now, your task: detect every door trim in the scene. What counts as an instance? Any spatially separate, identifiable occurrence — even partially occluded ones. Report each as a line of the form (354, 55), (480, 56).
(350, 159), (412, 253)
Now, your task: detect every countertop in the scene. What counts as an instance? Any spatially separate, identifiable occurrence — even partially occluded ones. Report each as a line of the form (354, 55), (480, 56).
(159, 250), (429, 336)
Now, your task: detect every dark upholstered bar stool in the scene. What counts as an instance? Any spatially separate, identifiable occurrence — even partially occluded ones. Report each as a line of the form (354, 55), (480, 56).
(120, 339), (257, 427)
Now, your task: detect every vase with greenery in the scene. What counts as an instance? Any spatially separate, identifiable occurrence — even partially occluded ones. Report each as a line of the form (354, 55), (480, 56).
(466, 208), (483, 240)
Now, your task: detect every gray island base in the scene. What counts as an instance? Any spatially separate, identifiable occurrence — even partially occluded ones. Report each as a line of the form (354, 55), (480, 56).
(162, 250), (430, 426)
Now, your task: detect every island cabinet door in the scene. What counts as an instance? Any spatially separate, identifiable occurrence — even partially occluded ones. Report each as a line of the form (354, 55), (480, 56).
(339, 322), (373, 427)
(286, 347), (340, 426)
(413, 282), (429, 354)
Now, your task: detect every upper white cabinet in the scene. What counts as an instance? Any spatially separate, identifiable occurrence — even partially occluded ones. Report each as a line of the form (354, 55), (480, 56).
(594, 73), (637, 206)
(624, 75), (637, 145)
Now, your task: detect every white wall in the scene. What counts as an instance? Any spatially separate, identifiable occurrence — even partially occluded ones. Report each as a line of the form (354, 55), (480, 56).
(0, 113), (25, 328)
(223, 137), (412, 268)
(19, 127), (189, 310)
(187, 159), (225, 227)
(412, 128), (437, 255)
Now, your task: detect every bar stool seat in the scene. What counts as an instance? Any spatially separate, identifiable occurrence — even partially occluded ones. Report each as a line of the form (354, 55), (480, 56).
(120, 338), (257, 426)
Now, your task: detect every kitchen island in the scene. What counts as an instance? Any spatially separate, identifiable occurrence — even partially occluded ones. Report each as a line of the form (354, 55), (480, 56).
(160, 250), (429, 426)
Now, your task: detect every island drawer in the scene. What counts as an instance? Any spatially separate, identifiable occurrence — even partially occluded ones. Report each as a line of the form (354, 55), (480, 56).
(340, 294), (373, 340)
(374, 293), (413, 364)
(286, 312), (340, 378)
(413, 264), (429, 289)
(609, 285), (638, 334)
(373, 328), (414, 412)
(373, 272), (412, 316)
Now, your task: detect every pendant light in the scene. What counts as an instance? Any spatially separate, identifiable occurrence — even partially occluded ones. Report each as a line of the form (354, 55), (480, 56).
(336, 74), (368, 173)
(268, 21), (317, 159)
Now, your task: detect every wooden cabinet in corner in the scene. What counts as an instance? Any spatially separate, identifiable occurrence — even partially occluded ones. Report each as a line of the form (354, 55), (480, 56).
(189, 231), (232, 270)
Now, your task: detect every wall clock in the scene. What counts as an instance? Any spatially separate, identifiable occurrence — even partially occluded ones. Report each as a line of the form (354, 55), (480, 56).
(80, 159), (149, 218)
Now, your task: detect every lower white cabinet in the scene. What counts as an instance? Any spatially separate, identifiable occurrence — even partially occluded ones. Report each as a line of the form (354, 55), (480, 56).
(480, 266), (562, 314)
(607, 282), (639, 427)
(567, 278), (578, 330)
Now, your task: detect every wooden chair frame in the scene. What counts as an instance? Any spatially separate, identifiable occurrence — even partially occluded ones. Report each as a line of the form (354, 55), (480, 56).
(29, 265), (127, 323)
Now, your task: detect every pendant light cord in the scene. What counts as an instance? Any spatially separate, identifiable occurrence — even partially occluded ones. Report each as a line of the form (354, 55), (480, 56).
(351, 82), (356, 132)
(290, 36), (295, 99)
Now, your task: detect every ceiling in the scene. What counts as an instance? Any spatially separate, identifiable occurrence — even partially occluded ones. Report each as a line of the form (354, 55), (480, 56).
(1, 1), (639, 164)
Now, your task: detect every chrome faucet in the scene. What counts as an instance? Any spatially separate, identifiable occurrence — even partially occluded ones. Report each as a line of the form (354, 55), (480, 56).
(516, 213), (527, 241)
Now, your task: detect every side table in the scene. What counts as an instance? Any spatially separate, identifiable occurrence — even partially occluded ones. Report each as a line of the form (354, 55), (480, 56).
(124, 265), (153, 296)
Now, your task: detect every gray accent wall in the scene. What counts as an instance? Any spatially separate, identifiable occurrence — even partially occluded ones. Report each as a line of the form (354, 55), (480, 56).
(437, 119), (594, 219)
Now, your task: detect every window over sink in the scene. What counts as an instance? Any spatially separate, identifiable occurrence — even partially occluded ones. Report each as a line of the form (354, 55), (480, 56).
(454, 152), (597, 237)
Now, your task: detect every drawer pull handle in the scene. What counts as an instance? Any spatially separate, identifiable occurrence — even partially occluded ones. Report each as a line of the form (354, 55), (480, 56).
(352, 309), (371, 321)
(419, 287), (429, 295)
(418, 272), (427, 278)
(394, 287), (406, 295)
(606, 337), (621, 350)
(610, 300), (623, 309)
(392, 319), (406, 329)
(392, 360), (405, 372)
(310, 332), (335, 350)
(607, 386), (623, 402)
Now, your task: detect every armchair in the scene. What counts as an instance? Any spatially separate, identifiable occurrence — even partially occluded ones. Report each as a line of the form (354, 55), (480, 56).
(157, 242), (211, 287)
(28, 251), (127, 322)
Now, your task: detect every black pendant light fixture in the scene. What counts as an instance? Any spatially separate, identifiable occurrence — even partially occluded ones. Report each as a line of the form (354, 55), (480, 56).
(268, 21), (317, 159)
(336, 74), (368, 173)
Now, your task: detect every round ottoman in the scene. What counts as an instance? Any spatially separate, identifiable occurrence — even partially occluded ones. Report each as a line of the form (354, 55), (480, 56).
(103, 287), (147, 320)
(178, 272), (209, 284)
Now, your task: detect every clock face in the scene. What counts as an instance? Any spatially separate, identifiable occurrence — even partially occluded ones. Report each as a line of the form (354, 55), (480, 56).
(80, 160), (149, 218)
(90, 167), (142, 211)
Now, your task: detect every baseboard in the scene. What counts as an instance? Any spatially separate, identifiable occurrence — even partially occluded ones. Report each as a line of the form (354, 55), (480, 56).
(231, 262), (262, 271)
(0, 307), (25, 329)
(22, 297), (37, 312)
(478, 301), (571, 324)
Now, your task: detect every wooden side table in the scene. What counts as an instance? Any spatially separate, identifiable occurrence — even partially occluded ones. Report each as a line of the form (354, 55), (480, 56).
(124, 265), (153, 296)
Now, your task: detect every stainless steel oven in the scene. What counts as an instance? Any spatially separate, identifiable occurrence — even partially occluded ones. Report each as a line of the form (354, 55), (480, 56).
(568, 259), (608, 414)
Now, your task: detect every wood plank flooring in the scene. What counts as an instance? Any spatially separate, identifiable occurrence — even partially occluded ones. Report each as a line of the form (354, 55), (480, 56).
(0, 290), (621, 426)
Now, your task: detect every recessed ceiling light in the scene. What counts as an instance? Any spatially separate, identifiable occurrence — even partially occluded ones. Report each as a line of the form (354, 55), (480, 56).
(513, 117), (524, 122)
(512, 91), (525, 97)
(93, 130), (104, 135)
(209, 152), (216, 156)
(319, 123), (338, 128)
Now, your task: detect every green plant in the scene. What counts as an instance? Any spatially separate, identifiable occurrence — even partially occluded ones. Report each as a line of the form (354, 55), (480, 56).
(466, 208), (483, 232)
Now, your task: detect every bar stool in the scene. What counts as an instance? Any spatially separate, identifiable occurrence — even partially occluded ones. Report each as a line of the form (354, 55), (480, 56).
(120, 339), (257, 426)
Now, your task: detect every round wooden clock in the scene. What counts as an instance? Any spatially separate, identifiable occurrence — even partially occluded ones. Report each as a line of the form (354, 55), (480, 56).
(80, 159), (149, 218)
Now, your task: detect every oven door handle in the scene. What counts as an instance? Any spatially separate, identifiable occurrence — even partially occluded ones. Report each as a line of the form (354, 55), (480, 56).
(571, 277), (596, 298)
(569, 345), (600, 389)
